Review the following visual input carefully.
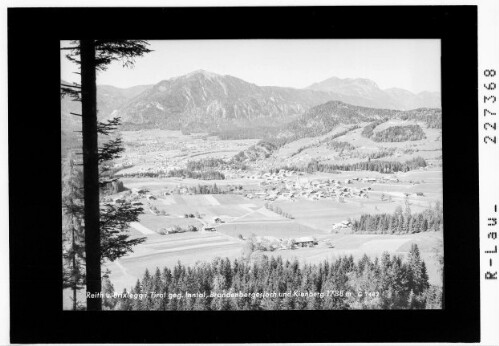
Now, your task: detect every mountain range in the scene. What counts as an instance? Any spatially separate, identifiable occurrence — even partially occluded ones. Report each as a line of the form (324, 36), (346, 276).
(307, 76), (440, 110)
(61, 69), (441, 136)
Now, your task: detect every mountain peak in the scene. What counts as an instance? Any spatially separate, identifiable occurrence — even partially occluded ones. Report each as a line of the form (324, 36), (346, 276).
(307, 76), (381, 93)
(183, 69), (222, 79)
(352, 78), (379, 88)
(159, 70), (224, 85)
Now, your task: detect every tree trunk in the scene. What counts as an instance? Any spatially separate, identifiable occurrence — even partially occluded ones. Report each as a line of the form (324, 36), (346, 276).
(72, 224), (77, 311)
(80, 39), (102, 311)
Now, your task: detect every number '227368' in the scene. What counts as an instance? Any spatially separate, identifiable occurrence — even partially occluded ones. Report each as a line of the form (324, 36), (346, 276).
(484, 69), (497, 144)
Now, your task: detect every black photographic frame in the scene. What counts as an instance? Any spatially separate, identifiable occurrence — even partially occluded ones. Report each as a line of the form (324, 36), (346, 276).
(8, 6), (479, 343)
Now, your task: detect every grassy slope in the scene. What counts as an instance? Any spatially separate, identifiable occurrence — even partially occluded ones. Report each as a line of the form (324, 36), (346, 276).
(268, 119), (441, 167)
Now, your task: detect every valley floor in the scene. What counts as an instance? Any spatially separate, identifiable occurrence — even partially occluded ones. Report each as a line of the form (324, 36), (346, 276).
(98, 166), (443, 295)
(63, 128), (444, 310)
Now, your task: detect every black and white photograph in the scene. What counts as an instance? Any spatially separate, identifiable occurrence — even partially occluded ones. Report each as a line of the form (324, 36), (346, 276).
(61, 39), (444, 311)
(8, 4), (488, 344)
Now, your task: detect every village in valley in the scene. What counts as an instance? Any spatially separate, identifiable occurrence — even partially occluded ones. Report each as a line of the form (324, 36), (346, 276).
(61, 40), (444, 310)
(98, 124), (443, 294)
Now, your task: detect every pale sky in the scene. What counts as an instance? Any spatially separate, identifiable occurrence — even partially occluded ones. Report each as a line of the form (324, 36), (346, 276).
(61, 39), (441, 93)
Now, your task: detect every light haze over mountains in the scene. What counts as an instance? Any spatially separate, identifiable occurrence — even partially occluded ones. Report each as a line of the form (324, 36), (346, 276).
(62, 69), (441, 136)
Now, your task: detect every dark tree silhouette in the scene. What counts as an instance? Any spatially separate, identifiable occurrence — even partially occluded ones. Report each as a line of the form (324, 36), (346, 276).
(80, 39), (101, 311)
(62, 39), (151, 310)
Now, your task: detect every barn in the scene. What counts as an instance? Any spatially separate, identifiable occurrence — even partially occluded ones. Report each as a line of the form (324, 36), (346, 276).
(294, 237), (317, 247)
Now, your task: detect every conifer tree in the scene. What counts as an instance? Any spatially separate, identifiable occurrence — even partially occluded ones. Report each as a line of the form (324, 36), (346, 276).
(421, 218), (429, 232)
(407, 244), (429, 295)
(102, 277), (116, 310)
(423, 285), (443, 309)
(388, 217), (395, 234)
(376, 217), (384, 234)
(420, 261), (430, 293)
(404, 197), (412, 218)
(407, 289), (417, 309)
(117, 288), (133, 311)
(62, 40), (151, 310)
(131, 279), (144, 311)
(62, 154), (86, 310)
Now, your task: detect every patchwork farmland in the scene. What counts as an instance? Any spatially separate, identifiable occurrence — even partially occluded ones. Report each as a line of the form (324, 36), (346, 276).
(100, 159), (443, 293)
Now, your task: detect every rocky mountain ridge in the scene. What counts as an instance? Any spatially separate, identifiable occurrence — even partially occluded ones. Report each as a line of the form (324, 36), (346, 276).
(308, 76), (440, 110)
(61, 70), (441, 139)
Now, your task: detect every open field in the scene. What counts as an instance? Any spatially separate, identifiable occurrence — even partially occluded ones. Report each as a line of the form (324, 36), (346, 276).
(88, 129), (444, 305)
(104, 231), (243, 291)
(148, 194), (263, 221)
(217, 220), (324, 239)
(138, 214), (203, 232)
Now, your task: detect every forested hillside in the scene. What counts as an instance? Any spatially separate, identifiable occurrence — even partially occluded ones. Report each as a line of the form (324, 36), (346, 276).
(285, 101), (440, 141)
(371, 125), (426, 142)
(232, 101), (440, 165)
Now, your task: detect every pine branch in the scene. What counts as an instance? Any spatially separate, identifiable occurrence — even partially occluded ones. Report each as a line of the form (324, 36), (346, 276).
(63, 40), (153, 71)
(98, 117), (121, 135)
(98, 137), (125, 163)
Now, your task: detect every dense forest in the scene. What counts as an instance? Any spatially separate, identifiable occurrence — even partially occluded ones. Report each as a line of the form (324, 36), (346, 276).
(102, 244), (442, 310)
(233, 141), (279, 162)
(170, 183), (233, 195)
(371, 125), (426, 142)
(116, 158), (250, 180)
(167, 169), (225, 180)
(186, 158), (226, 171)
(269, 156), (427, 174)
(399, 108), (441, 129)
(361, 120), (385, 138)
(284, 101), (383, 140)
(186, 158), (248, 171)
(287, 125), (361, 158)
(116, 169), (226, 180)
(350, 203), (443, 234)
(349, 147), (397, 160)
(282, 102), (439, 143)
(230, 104), (440, 164)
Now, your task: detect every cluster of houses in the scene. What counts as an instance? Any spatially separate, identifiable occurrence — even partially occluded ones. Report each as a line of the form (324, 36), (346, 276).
(331, 220), (352, 232)
(245, 177), (372, 202)
(112, 160), (134, 170)
(239, 172), (405, 202)
(231, 169), (300, 180)
(248, 235), (320, 251)
(128, 188), (158, 200)
(101, 187), (157, 208)
(346, 176), (399, 184)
